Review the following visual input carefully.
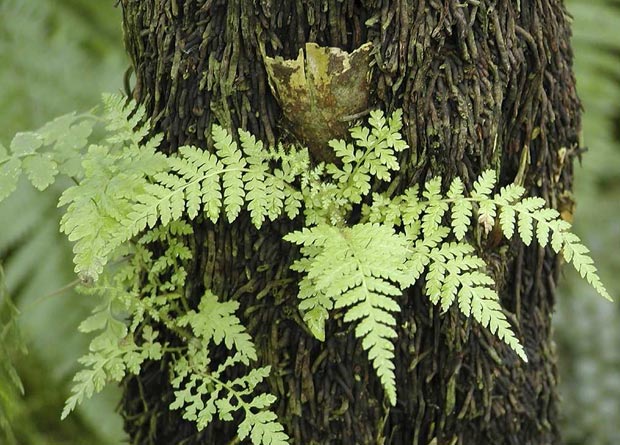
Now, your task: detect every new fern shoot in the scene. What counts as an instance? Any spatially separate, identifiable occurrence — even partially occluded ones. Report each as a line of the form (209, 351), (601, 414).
(0, 94), (611, 444)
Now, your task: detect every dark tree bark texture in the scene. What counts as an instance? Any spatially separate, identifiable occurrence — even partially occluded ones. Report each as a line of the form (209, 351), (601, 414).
(119, 1), (580, 444)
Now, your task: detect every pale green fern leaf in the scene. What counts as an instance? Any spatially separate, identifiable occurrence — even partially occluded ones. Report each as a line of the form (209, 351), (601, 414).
(239, 129), (272, 228)
(0, 157), (22, 202)
(329, 138), (358, 165)
(170, 292), (287, 444)
(239, 409), (290, 445)
(472, 173), (498, 235)
(401, 185), (423, 230)
(56, 98), (169, 280)
(101, 93), (149, 146)
(559, 231), (612, 301)
(494, 183), (526, 204)
(10, 131), (43, 155)
(213, 125), (246, 222)
(511, 197), (546, 246)
(422, 177), (449, 235)
(517, 211), (533, 245)
(469, 286), (527, 361)
(172, 146), (223, 222)
(22, 153), (58, 190)
(472, 170), (496, 198)
(286, 225), (341, 341)
(177, 290), (257, 364)
(386, 109), (409, 152)
(499, 206), (516, 238)
(0, 113), (94, 201)
(62, 321), (162, 419)
(447, 177), (472, 240)
(286, 223), (410, 405)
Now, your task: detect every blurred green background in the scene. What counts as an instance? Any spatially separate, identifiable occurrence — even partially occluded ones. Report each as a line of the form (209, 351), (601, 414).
(0, 1), (618, 443)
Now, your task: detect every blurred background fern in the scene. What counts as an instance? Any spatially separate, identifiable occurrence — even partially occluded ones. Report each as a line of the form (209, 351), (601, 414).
(0, 0), (126, 443)
(0, 0), (618, 443)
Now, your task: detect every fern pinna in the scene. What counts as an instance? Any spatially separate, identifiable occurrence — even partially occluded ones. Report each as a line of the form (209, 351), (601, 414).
(0, 94), (610, 443)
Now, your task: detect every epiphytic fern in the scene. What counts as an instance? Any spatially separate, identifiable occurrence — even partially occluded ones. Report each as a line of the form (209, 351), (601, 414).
(0, 95), (611, 441)
(171, 291), (289, 443)
(285, 223), (413, 405)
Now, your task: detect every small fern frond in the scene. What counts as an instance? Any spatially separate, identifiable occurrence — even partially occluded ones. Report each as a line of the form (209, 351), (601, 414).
(561, 232), (612, 301)
(170, 291), (288, 444)
(101, 93), (150, 147)
(286, 223), (410, 405)
(239, 129), (289, 227)
(0, 112), (95, 201)
(466, 286), (527, 361)
(422, 177), (449, 236)
(285, 225), (341, 341)
(213, 125), (246, 222)
(492, 189), (612, 301)
(0, 157), (22, 202)
(447, 177), (472, 240)
(62, 320), (163, 419)
(177, 290), (257, 365)
(238, 408), (290, 445)
(472, 170), (496, 199)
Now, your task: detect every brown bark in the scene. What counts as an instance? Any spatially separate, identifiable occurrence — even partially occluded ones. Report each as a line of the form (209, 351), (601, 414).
(118, 1), (580, 444)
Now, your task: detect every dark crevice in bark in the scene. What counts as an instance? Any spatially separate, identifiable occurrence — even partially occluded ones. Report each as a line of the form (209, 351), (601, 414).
(119, 1), (580, 444)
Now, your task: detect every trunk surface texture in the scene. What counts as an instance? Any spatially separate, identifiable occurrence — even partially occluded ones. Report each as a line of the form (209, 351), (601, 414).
(119, 1), (580, 444)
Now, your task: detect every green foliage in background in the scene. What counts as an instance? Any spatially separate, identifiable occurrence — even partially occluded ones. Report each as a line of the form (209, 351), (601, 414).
(558, 2), (620, 444)
(0, 0), (126, 443)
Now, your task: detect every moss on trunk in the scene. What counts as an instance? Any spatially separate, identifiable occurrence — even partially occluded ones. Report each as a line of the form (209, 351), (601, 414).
(118, 1), (579, 443)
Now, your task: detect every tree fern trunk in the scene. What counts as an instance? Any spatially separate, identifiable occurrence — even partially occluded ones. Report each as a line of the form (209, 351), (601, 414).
(118, 1), (579, 444)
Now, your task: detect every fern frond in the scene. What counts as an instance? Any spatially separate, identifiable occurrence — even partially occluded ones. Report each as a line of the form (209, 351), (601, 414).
(170, 146), (223, 220)
(465, 285), (527, 361)
(170, 292), (288, 444)
(562, 232), (612, 301)
(0, 111), (95, 203)
(213, 125), (246, 222)
(177, 290), (257, 364)
(494, 185), (524, 240)
(0, 157), (22, 202)
(101, 93), (150, 147)
(238, 408), (290, 445)
(286, 223), (411, 405)
(286, 225), (340, 341)
(422, 177), (449, 235)
(493, 190), (612, 301)
(447, 177), (472, 240)
(240, 129), (283, 228)
(62, 320), (163, 419)
(472, 170), (497, 198)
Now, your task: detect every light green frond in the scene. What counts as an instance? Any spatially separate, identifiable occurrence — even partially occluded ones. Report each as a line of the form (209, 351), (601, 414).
(286, 223), (410, 405)
(472, 170), (496, 198)
(177, 290), (257, 364)
(498, 206), (516, 239)
(0, 158), (22, 202)
(238, 409), (290, 445)
(422, 177), (449, 235)
(213, 125), (246, 222)
(447, 177), (472, 240)
(101, 93), (149, 147)
(468, 287), (527, 361)
(170, 291), (287, 444)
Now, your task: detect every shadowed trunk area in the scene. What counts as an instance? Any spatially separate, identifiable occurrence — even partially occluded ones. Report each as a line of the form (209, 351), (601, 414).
(118, 1), (579, 444)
